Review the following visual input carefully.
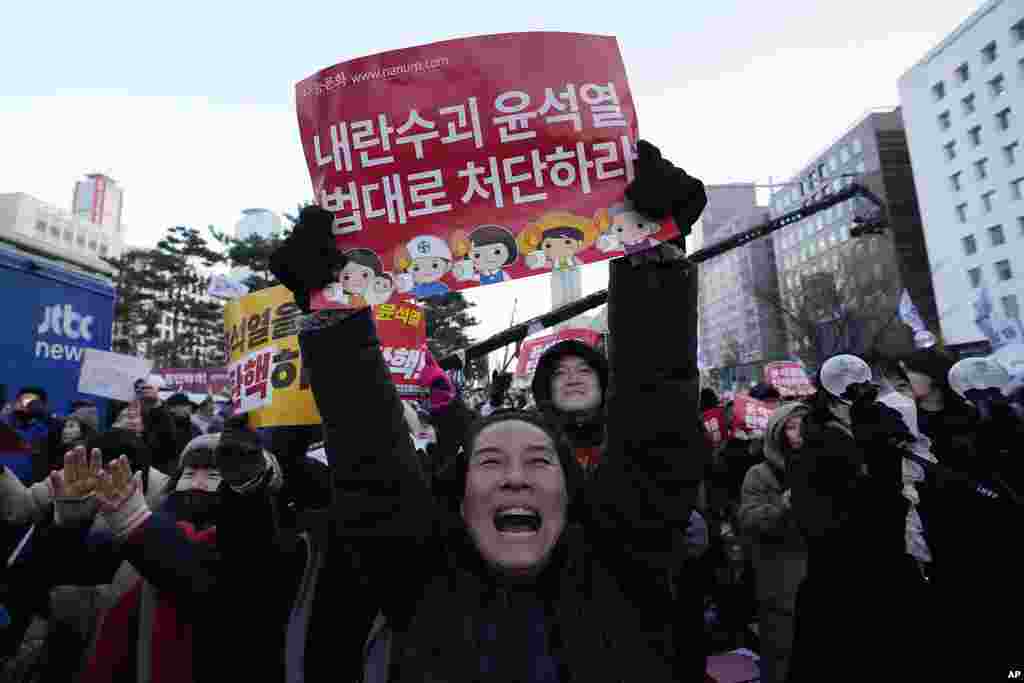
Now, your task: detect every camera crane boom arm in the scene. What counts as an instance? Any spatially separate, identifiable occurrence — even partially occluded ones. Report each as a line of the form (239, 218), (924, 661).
(439, 182), (887, 371)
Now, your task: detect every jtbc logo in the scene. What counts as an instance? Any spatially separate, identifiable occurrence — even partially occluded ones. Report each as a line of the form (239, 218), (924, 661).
(37, 304), (94, 341)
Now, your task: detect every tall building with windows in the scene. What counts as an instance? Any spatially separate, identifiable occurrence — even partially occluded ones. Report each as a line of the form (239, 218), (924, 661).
(73, 174), (124, 234)
(769, 109), (936, 364)
(899, 0), (1024, 352)
(0, 192), (122, 277)
(698, 184), (786, 381)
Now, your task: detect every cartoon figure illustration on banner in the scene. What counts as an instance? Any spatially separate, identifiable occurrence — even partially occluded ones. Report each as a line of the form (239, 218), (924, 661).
(595, 200), (662, 255)
(451, 224), (519, 285)
(517, 211), (605, 299)
(322, 248), (394, 307)
(370, 272), (396, 304)
(518, 211), (606, 272)
(395, 235), (454, 300)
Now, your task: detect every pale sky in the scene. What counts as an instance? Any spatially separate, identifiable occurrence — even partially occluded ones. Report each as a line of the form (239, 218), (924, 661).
(0, 0), (984, 354)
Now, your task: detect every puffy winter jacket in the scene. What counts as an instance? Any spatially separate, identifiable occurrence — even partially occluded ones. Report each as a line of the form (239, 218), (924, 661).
(300, 255), (709, 682)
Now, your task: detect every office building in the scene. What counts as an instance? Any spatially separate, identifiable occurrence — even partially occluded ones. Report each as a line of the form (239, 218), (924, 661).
(0, 192), (122, 277)
(899, 0), (1024, 352)
(698, 184), (787, 380)
(769, 109), (937, 364)
(73, 174), (124, 234)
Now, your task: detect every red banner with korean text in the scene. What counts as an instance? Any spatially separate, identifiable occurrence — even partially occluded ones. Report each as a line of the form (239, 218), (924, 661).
(701, 406), (730, 448)
(375, 302), (428, 400)
(764, 361), (816, 398)
(154, 368), (231, 396)
(730, 395), (775, 439)
(223, 287), (427, 425)
(515, 328), (603, 377)
(295, 32), (676, 311)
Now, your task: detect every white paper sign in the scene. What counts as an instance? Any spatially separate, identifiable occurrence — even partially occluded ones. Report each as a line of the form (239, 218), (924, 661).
(77, 350), (154, 401)
(228, 346), (276, 415)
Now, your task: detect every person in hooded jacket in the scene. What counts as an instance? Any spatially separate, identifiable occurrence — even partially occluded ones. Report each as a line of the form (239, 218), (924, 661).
(269, 139), (710, 682)
(738, 402), (808, 683)
(530, 340), (608, 475)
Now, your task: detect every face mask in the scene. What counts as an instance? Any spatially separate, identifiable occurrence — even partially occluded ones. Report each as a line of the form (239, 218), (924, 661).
(167, 490), (221, 529)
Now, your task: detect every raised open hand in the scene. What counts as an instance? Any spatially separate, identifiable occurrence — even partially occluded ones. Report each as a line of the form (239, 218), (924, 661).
(95, 456), (151, 538)
(49, 447), (103, 526)
(50, 447), (102, 499)
(95, 456), (138, 512)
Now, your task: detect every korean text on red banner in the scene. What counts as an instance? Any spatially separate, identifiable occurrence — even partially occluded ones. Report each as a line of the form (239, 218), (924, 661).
(731, 396), (775, 439)
(701, 406), (731, 448)
(295, 32), (677, 311)
(764, 361), (815, 398)
(375, 302), (428, 400)
(515, 327), (602, 377)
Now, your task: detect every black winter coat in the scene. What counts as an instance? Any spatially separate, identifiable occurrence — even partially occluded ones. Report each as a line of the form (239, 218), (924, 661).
(300, 255), (709, 682)
(786, 410), (934, 682)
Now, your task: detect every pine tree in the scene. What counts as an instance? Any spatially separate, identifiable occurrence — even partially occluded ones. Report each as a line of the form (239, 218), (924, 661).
(422, 292), (488, 382)
(208, 220), (292, 293)
(104, 249), (163, 357)
(149, 226), (226, 368)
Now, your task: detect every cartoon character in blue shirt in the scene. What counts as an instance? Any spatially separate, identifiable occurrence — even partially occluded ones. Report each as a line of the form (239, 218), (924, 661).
(452, 225), (519, 286)
(395, 235), (453, 300)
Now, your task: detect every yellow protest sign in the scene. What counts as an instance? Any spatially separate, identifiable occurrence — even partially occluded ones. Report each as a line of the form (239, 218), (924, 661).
(223, 285), (321, 427)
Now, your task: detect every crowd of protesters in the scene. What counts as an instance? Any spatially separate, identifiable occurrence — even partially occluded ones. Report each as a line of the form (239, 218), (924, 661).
(0, 140), (1021, 683)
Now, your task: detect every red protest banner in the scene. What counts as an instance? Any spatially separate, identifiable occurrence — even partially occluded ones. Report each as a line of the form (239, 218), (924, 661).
(515, 328), (602, 377)
(764, 361), (815, 398)
(731, 395), (775, 439)
(701, 406), (730, 448)
(296, 32), (677, 311)
(374, 302), (429, 400)
(155, 368), (231, 395)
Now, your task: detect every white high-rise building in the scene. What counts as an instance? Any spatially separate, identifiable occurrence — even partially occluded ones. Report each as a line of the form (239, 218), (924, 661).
(231, 208), (284, 283)
(899, 0), (1024, 351)
(235, 208), (283, 241)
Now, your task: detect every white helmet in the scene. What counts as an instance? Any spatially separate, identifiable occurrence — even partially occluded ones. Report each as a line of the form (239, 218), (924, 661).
(407, 235), (452, 262)
(948, 356), (1010, 398)
(820, 354), (872, 399)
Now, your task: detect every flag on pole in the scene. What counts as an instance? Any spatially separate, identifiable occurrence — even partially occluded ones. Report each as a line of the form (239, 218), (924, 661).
(975, 285), (1024, 350)
(898, 289), (936, 348)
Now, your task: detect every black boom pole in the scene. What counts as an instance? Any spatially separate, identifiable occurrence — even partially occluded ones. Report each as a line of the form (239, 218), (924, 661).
(439, 183), (887, 371)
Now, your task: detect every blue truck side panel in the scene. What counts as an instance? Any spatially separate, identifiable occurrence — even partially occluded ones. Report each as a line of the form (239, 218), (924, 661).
(0, 245), (116, 421)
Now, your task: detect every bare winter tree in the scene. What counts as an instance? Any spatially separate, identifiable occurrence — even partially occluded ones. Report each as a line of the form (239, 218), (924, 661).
(753, 235), (914, 368)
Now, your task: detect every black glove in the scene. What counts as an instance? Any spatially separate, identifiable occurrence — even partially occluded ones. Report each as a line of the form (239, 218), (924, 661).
(269, 205), (348, 313)
(851, 400), (912, 488)
(626, 140), (707, 241)
(851, 400), (913, 448)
